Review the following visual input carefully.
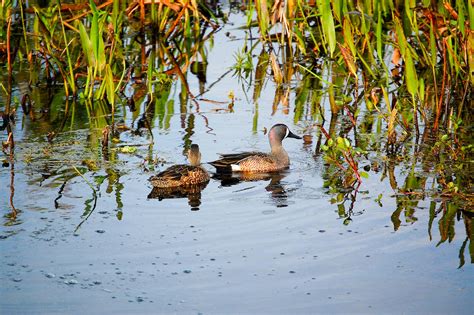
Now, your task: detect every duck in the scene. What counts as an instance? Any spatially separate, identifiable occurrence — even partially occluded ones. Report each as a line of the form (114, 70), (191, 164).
(209, 124), (301, 173)
(149, 144), (210, 188)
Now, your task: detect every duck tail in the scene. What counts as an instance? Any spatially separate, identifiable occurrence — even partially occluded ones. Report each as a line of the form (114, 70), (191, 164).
(208, 160), (233, 173)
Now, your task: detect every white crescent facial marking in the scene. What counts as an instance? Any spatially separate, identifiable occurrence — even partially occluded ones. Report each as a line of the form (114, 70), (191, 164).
(231, 164), (241, 171)
(285, 127), (290, 138)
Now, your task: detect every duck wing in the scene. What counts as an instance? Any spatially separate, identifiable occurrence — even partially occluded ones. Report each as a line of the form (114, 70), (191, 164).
(149, 164), (193, 182)
(209, 152), (272, 172)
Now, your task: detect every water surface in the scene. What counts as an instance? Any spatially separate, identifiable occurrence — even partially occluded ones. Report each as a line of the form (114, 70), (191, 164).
(1, 10), (473, 315)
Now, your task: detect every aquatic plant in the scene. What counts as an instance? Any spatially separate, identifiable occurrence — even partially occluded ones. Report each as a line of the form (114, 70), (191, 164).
(241, 0), (472, 187)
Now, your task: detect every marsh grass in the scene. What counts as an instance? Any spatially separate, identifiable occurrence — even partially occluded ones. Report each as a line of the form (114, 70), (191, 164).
(236, 0), (473, 189)
(0, 0), (472, 266)
(1, 1), (472, 189)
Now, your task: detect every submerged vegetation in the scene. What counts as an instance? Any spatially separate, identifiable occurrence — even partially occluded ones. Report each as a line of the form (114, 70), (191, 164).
(0, 1), (473, 264)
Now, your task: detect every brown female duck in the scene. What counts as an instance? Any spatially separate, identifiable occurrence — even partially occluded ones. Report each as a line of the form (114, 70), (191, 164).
(149, 144), (210, 188)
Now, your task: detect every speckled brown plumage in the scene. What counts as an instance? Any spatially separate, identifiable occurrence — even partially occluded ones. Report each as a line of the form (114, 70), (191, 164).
(210, 152), (286, 172)
(149, 165), (210, 188)
(209, 124), (302, 173)
(149, 144), (210, 188)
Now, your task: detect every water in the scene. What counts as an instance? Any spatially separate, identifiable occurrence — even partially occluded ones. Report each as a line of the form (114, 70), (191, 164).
(1, 10), (473, 315)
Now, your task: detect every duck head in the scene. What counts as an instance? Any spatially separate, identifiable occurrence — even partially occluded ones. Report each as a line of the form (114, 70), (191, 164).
(187, 144), (202, 166)
(269, 124), (302, 147)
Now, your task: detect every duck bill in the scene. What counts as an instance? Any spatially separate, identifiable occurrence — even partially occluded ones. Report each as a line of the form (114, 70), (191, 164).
(287, 130), (302, 139)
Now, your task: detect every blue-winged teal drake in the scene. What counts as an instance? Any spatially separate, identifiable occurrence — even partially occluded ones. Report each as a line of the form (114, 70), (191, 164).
(149, 144), (210, 188)
(209, 124), (301, 173)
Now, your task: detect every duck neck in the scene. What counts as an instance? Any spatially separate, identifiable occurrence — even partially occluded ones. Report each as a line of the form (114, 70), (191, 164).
(270, 144), (289, 164)
(188, 154), (201, 166)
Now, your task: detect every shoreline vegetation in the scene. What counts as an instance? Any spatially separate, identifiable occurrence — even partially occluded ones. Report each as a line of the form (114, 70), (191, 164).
(1, 1), (473, 263)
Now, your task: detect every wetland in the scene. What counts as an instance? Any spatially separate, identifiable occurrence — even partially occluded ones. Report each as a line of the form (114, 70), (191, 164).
(1, 0), (473, 313)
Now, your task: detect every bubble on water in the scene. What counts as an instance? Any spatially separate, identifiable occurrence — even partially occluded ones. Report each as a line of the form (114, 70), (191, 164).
(136, 297), (144, 302)
(289, 270), (296, 274)
(96, 230), (105, 234)
(318, 230), (326, 233)
(45, 273), (55, 278)
(12, 278), (22, 282)
(93, 281), (101, 285)
(64, 279), (78, 285)
(183, 270), (192, 274)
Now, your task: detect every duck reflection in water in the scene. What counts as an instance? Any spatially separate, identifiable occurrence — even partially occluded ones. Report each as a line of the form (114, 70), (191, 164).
(213, 172), (290, 208)
(147, 182), (208, 211)
(148, 144), (209, 211)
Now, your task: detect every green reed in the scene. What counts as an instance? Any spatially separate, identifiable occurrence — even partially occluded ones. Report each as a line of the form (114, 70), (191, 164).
(1, 0), (219, 104)
(249, 0), (472, 120)
(244, 0), (472, 186)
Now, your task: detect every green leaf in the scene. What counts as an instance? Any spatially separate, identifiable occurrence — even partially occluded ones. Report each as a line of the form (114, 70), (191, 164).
(360, 171), (369, 179)
(405, 50), (418, 97)
(344, 138), (351, 149)
(376, 6), (383, 62)
(78, 22), (94, 67)
(429, 21), (437, 67)
(119, 146), (137, 154)
(105, 64), (115, 106)
(336, 137), (345, 149)
(394, 16), (406, 56)
(319, 0), (336, 56)
(343, 19), (356, 56)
